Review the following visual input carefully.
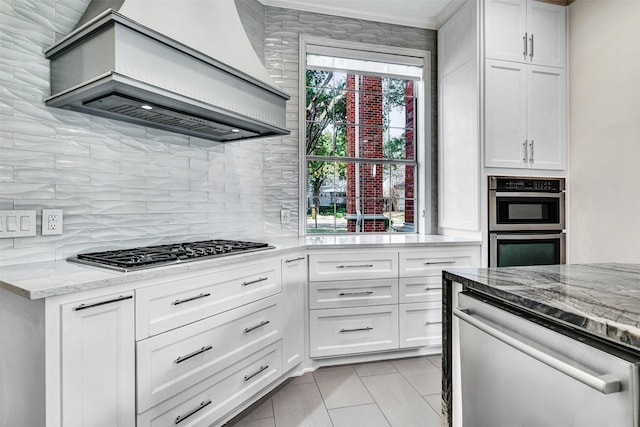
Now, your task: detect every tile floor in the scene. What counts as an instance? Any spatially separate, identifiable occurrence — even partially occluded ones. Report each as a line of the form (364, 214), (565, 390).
(225, 355), (442, 427)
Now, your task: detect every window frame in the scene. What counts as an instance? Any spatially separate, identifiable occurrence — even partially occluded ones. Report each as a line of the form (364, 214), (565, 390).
(299, 36), (431, 236)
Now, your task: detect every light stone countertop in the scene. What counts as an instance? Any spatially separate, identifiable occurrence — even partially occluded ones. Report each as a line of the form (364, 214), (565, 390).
(0, 234), (481, 300)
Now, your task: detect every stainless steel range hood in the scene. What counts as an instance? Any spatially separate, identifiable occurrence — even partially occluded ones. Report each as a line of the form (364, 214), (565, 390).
(44, 5), (289, 142)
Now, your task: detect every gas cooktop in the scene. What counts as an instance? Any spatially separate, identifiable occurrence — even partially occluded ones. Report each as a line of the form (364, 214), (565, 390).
(67, 239), (274, 272)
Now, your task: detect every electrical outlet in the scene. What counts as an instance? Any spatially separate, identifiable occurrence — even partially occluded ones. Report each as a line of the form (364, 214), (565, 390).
(280, 209), (291, 224)
(42, 209), (63, 235)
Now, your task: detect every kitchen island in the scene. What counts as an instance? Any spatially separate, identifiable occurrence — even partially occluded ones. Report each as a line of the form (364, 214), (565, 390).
(442, 263), (640, 427)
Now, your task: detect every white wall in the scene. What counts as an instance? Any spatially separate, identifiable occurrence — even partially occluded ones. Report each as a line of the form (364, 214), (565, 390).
(568, 0), (640, 263)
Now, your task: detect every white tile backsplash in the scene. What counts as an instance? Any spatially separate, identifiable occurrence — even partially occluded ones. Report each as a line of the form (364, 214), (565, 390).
(0, 0), (437, 265)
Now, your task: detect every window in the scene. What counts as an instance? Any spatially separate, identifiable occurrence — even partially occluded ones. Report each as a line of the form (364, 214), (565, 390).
(303, 41), (428, 234)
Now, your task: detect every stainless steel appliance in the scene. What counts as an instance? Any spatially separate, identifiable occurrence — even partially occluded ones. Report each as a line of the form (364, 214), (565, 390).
(489, 176), (565, 267)
(456, 292), (640, 427)
(67, 240), (274, 272)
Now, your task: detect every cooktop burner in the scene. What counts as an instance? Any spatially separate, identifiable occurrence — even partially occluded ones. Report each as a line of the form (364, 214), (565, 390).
(68, 239), (274, 272)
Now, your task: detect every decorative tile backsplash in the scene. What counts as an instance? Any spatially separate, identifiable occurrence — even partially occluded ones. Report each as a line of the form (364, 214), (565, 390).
(0, 0), (437, 266)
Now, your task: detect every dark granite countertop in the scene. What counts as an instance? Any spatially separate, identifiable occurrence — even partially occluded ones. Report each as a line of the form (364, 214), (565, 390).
(444, 263), (640, 352)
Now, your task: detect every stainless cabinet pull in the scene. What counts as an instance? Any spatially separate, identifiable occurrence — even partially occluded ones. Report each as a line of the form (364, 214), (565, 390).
(74, 295), (132, 311)
(530, 140), (534, 163)
(454, 308), (622, 394)
(425, 286), (441, 291)
(244, 320), (270, 333)
(175, 400), (212, 424)
(338, 291), (374, 296)
(529, 33), (534, 58)
(172, 292), (211, 306)
(423, 260), (455, 265)
(340, 326), (373, 333)
(523, 32), (528, 57)
(244, 364), (269, 382)
(425, 320), (443, 325)
(175, 345), (213, 364)
(285, 256), (305, 263)
(336, 264), (374, 269)
(523, 140), (528, 162)
(242, 277), (268, 286)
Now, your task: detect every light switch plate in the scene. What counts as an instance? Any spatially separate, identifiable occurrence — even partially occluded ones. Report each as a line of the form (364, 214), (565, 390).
(0, 210), (36, 238)
(42, 209), (63, 235)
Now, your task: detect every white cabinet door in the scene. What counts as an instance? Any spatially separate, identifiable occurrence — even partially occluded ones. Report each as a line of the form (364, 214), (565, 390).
(485, 0), (528, 63)
(485, 0), (566, 68)
(281, 255), (306, 372)
(484, 59), (528, 169)
(527, 65), (567, 170)
(61, 292), (135, 427)
(399, 302), (442, 349)
(527, 0), (566, 68)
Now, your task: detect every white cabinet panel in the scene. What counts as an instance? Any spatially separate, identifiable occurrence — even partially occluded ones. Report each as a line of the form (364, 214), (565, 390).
(399, 247), (479, 278)
(136, 295), (281, 412)
(138, 342), (282, 427)
(527, 65), (567, 170)
(136, 259), (281, 339)
(399, 276), (442, 304)
(309, 305), (399, 358)
(61, 292), (135, 427)
(485, 0), (528, 63)
(309, 278), (399, 310)
(281, 254), (306, 372)
(308, 251), (398, 282)
(527, 0), (566, 68)
(484, 59), (528, 169)
(399, 302), (442, 349)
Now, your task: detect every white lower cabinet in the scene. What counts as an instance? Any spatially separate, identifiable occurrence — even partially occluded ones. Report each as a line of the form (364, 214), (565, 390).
(60, 291), (136, 427)
(281, 255), (306, 373)
(399, 302), (442, 348)
(137, 341), (283, 427)
(309, 305), (399, 358)
(136, 295), (281, 412)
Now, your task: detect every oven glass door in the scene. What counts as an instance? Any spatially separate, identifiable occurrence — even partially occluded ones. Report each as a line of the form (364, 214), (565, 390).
(490, 192), (565, 231)
(490, 233), (566, 267)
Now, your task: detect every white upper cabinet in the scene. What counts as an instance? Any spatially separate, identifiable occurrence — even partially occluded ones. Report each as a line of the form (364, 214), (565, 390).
(485, 59), (566, 170)
(485, 0), (566, 68)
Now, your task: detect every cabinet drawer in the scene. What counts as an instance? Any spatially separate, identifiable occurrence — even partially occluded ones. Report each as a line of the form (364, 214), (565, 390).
(308, 251), (398, 282)
(309, 305), (398, 358)
(399, 247), (478, 277)
(309, 279), (399, 310)
(137, 295), (280, 412)
(136, 259), (281, 338)
(138, 341), (282, 427)
(399, 302), (442, 349)
(399, 276), (442, 304)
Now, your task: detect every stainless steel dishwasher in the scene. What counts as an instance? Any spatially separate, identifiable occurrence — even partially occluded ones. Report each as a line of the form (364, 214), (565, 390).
(455, 292), (640, 427)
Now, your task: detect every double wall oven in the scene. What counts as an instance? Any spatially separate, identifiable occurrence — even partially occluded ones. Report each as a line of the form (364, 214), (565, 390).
(489, 176), (566, 267)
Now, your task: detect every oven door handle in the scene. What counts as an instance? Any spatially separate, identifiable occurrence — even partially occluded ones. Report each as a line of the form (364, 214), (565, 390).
(454, 308), (621, 394)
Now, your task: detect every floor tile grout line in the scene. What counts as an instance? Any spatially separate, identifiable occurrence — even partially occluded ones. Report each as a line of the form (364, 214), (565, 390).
(311, 372), (337, 427)
(358, 371), (405, 427)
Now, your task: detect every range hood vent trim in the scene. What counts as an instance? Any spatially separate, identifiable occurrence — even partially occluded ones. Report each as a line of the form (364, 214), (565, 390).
(44, 9), (290, 142)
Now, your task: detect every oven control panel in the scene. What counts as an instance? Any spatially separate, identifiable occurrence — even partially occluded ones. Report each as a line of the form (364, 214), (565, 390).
(489, 176), (565, 192)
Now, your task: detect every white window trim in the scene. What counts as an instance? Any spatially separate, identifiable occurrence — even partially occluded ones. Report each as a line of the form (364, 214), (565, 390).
(298, 36), (432, 236)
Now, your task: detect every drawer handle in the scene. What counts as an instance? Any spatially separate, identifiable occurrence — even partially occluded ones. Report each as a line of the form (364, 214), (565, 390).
(338, 291), (374, 296)
(242, 277), (268, 286)
(423, 260), (455, 265)
(175, 345), (213, 364)
(244, 320), (270, 334)
(172, 293), (211, 306)
(336, 264), (374, 269)
(74, 295), (132, 311)
(285, 256), (305, 263)
(425, 286), (441, 291)
(340, 326), (373, 333)
(244, 364), (270, 382)
(175, 400), (212, 424)
(425, 320), (443, 325)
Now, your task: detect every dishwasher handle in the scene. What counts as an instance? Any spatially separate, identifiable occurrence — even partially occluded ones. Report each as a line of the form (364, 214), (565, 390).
(454, 307), (621, 395)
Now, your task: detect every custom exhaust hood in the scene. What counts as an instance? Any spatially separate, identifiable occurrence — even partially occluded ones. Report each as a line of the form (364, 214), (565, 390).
(44, 0), (289, 142)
